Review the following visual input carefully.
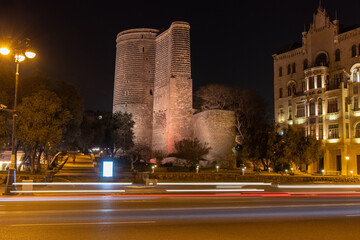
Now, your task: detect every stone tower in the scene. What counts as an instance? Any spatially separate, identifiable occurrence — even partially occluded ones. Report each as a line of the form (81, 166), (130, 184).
(113, 28), (158, 146)
(152, 22), (193, 153)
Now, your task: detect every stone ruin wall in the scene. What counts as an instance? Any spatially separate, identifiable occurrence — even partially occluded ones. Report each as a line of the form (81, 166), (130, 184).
(113, 29), (158, 146)
(193, 110), (236, 167)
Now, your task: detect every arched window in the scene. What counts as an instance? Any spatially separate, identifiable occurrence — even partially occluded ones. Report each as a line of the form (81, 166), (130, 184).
(315, 53), (328, 66)
(287, 64), (291, 74)
(292, 63), (296, 73)
(309, 100), (316, 116)
(335, 49), (340, 61)
(303, 59), (308, 70)
(279, 67), (283, 77)
(352, 45), (357, 57)
(318, 98), (322, 114)
(355, 123), (360, 138)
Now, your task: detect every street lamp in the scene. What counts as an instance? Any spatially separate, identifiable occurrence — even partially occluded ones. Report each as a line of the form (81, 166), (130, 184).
(1, 38), (36, 195)
(345, 156), (350, 177)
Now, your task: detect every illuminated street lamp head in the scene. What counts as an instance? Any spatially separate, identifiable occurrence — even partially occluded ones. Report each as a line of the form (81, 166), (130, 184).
(25, 51), (36, 59)
(15, 54), (25, 62)
(0, 47), (10, 55)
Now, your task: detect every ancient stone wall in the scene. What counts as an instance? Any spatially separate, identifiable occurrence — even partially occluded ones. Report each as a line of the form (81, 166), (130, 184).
(113, 29), (158, 145)
(193, 110), (236, 167)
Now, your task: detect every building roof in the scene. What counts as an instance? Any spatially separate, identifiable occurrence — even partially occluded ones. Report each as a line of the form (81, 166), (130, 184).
(340, 24), (360, 34)
(275, 42), (302, 55)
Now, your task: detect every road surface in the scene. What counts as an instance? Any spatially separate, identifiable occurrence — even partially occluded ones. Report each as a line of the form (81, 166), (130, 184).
(1, 194), (360, 240)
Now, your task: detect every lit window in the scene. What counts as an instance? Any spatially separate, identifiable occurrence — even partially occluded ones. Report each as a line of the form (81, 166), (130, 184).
(328, 124), (339, 139)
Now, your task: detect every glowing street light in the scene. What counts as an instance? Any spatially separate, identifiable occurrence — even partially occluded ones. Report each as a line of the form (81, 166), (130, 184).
(346, 156), (350, 177)
(2, 38), (36, 195)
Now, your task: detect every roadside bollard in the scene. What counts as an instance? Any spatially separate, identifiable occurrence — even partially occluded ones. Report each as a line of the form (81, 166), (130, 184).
(322, 169), (325, 176)
(268, 167), (271, 173)
(216, 165), (219, 173)
(285, 169), (288, 176)
(350, 170), (353, 177)
(196, 166), (199, 174)
(152, 166), (155, 174)
(242, 168), (245, 176)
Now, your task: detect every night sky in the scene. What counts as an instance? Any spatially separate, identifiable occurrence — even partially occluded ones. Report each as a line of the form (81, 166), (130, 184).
(0, 0), (359, 119)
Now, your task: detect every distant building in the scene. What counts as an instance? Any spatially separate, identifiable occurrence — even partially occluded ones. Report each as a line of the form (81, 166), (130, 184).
(113, 22), (236, 167)
(273, 5), (360, 175)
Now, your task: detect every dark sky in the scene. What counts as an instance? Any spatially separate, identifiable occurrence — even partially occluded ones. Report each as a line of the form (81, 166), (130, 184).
(0, 0), (359, 118)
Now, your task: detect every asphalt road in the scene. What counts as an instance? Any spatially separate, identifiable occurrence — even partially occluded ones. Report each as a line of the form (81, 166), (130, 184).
(1, 195), (360, 240)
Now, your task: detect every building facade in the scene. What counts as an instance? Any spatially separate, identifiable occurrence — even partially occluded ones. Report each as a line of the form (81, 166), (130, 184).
(273, 6), (360, 175)
(113, 22), (236, 167)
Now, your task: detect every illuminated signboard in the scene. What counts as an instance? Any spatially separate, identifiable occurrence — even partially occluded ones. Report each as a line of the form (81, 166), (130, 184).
(102, 161), (114, 177)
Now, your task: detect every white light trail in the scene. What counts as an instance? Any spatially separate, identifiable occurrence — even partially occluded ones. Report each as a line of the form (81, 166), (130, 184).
(158, 182), (271, 186)
(166, 189), (264, 192)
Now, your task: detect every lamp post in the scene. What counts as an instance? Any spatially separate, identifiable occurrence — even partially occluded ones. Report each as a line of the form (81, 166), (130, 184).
(1, 39), (36, 195)
(345, 156), (350, 177)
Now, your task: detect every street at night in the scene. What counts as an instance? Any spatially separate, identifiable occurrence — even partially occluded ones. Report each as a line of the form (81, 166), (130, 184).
(1, 194), (360, 240)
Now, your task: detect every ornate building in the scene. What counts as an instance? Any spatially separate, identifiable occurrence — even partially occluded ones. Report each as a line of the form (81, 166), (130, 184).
(113, 22), (236, 167)
(273, 6), (360, 175)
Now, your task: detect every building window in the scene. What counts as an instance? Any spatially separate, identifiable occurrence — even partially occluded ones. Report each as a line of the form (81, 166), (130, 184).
(292, 63), (296, 73)
(345, 97), (349, 112)
(318, 98), (322, 114)
(316, 75), (322, 88)
(279, 88), (283, 98)
(279, 67), (282, 77)
(335, 49), (340, 61)
(279, 109), (284, 122)
(319, 125), (323, 139)
(310, 100), (316, 116)
(355, 96), (359, 111)
(346, 123), (349, 139)
(309, 76), (315, 89)
(296, 103), (305, 118)
(310, 125), (316, 137)
(352, 45), (357, 57)
(302, 82), (305, 92)
(353, 69), (360, 83)
(356, 123), (360, 138)
(315, 53), (328, 66)
(288, 107), (292, 120)
(303, 59), (308, 70)
(328, 124), (339, 139)
(354, 86), (358, 94)
(288, 86), (292, 96)
(328, 98), (338, 113)
(150, 89), (153, 95)
(287, 64), (291, 74)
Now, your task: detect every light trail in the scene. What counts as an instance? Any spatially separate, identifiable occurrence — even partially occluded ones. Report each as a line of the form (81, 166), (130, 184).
(13, 182), (133, 186)
(166, 189), (264, 192)
(158, 182), (271, 186)
(10, 190), (126, 194)
(277, 184), (360, 189)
